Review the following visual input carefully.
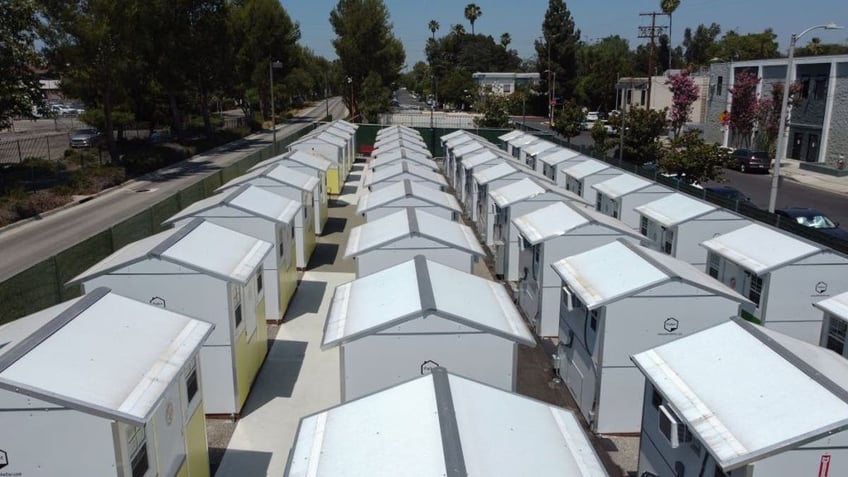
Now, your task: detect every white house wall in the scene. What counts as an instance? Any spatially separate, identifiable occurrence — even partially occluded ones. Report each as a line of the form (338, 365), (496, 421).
(0, 408), (117, 476)
(752, 430), (848, 477)
(290, 142), (343, 170)
(200, 344), (237, 414)
(475, 175), (526, 238)
(615, 189), (672, 229)
(151, 380), (188, 476)
(673, 213), (750, 266)
(341, 316), (515, 401)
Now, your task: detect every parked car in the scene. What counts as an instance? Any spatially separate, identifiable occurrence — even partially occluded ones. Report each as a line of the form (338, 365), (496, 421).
(729, 149), (770, 173)
(703, 185), (757, 208)
(775, 207), (848, 240)
(69, 128), (103, 148)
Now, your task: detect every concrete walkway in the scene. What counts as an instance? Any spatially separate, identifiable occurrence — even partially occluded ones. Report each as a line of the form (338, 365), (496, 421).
(213, 163), (366, 477)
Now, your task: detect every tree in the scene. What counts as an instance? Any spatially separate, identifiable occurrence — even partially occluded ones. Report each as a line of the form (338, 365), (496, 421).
(728, 70), (759, 147)
(795, 38), (848, 57)
(464, 3), (482, 35)
(620, 106), (668, 165)
(755, 80), (801, 155)
(535, 0), (581, 103)
(660, 129), (730, 184)
(500, 33), (511, 49)
(552, 100), (583, 144)
(359, 71), (390, 123)
(330, 0), (405, 122)
(659, 0), (681, 71)
(666, 69), (699, 136)
(682, 23), (721, 68)
(473, 90), (509, 128)
(589, 120), (613, 157)
(711, 29), (779, 61)
(576, 35), (633, 111)
(428, 19), (439, 41)
(0, 0), (43, 129)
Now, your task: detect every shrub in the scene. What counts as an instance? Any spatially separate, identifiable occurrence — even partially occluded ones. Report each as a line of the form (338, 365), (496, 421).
(11, 191), (73, 220)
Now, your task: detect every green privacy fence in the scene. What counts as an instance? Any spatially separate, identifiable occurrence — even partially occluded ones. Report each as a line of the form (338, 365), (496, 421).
(0, 124), (317, 324)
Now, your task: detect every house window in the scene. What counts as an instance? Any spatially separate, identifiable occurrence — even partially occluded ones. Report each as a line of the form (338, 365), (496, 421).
(234, 304), (243, 327)
(801, 76), (811, 99)
(610, 199), (618, 219)
(185, 361), (199, 404)
(814, 76), (827, 100)
(127, 425), (149, 477)
(640, 216), (649, 236)
(589, 309), (599, 331)
(232, 285), (243, 327)
(640, 90), (647, 106)
(716, 76), (723, 96)
(674, 461), (686, 476)
(596, 194), (603, 211)
(663, 229), (674, 254)
(826, 317), (848, 354)
(256, 273), (263, 294)
(531, 244), (541, 280)
(707, 252), (720, 279)
(503, 84), (512, 94)
(651, 387), (663, 409)
(745, 271), (763, 306)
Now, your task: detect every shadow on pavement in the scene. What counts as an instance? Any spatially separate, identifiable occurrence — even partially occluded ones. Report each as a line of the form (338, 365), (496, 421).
(307, 243), (340, 269)
(211, 449), (273, 477)
(347, 173), (361, 181)
(340, 184), (358, 196)
(321, 217), (348, 235)
(283, 280), (328, 321)
(240, 339), (308, 417)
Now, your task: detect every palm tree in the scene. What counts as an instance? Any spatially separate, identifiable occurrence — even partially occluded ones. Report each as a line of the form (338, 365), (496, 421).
(809, 37), (823, 55)
(428, 20), (439, 41)
(500, 32), (511, 49)
(451, 23), (466, 36)
(660, 0), (681, 70)
(464, 3), (482, 35)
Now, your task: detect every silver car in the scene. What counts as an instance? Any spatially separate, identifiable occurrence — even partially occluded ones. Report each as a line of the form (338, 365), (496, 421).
(69, 128), (103, 148)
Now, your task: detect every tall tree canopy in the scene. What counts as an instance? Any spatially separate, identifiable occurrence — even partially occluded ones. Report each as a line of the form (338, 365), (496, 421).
(575, 35), (633, 111)
(711, 29), (780, 62)
(0, 0), (43, 129)
(682, 23), (721, 68)
(330, 0), (405, 121)
(463, 3), (482, 35)
(535, 0), (581, 103)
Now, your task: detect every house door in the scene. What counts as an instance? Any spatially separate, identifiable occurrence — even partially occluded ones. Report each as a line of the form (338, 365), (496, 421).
(806, 134), (819, 162)
(791, 133), (804, 159)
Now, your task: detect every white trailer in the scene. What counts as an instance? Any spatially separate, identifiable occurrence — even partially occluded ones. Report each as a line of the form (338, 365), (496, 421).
(553, 240), (751, 433)
(322, 256), (535, 400)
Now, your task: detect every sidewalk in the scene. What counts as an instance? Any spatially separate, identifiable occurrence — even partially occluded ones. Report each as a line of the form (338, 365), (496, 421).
(777, 158), (848, 196)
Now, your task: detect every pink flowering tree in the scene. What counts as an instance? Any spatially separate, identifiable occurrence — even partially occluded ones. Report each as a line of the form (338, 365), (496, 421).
(666, 69), (700, 137)
(754, 81), (802, 155)
(728, 70), (760, 148)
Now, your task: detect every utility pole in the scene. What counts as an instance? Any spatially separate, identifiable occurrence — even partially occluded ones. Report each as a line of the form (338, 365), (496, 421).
(638, 12), (667, 109)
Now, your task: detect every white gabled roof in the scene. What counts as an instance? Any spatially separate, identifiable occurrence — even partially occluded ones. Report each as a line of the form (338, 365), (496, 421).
(345, 209), (484, 258)
(539, 148), (584, 166)
(462, 149), (506, 170)
(374, 135), (427, 150)
(323, 256), (534, 347)
(454, 140), (493, 159)
(356, 180), (461, 215)
(441, 129), (472, 142)
(216, 164), (319, 194)
(489, 178), (546, 208)
(700, 224), (822, 275)
(249, 149), (333, 173)
(162, 184), (301, 226)
(370, 155), (439, 172)
(523, 139), (558, 157)
(370, 148), (436, 169)
(498, 130), (525, 142)
(69, 219), (272, 286)
(365, 162), (448, 188)
(513, 201), (639, 245)
(505, 132), (537, 147)
(632, 319), (848, 471)
(634, 193), (718, 227)
(552, 239), (749, 309)
(815, 291), (848, 320)
(373, 140), (431, 157)
(445, 134), (480, 150)
(591, 174), (655, 199)
(285, 369), (608, 477)
(473, 162), (520, 185)
(562, 159), (611, 180)
(302, 130), (347, 147)
(378, 125), (417, 138)
(0, 289), (213, 425)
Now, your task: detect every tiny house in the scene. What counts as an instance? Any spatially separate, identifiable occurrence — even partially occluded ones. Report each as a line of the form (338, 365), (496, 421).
(322, 256), (535, 400)
(563, 159), (622, 205)
(513, 201), (644, 337)
(0, 289), (214, 477)
(700, 223), (848, 344)
(313, 123), (355, 170)
(344, 208), (484, 277)
(592, 173), (672, 229)
(523, 139), (558, 173)
(635, 193), (751, 266)
(633, 318), (848, 477)
(162, 184), (300, 323)
(372, 138), (431, 159)
(69, 219), (272, 416)
(816, 291), (848, 358)
(444, 138), (492, 188)
(457, 148), (508, 202)
(289, 132), (346, 193)
(374, 131), (426, 149)
(249, 149), (332, 234)
(356, 179), (461, 221)
(369, 149), (438, 172)
(497, 129), (525, 151)
(365, 161), (448, 191)
(216, 164), (319, 268)
(468, 162), (527, 223)
(488, 178), (588, 280)
(503, 132), (539, 159)
(539, 148), (590, 187)
(552, 239), (751, 433)
(285, 368), (609, 477)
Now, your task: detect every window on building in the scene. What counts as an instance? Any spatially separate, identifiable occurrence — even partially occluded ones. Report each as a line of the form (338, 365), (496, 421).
(814, 76), (827, 100)
(674, 461), (686, 476)
(589, 309), (599, 331)
(707, 252), (721, 279)
(716, 76), (723, 96)
(532, 244), (541, 280)
(185, 361), (199, 404)
(826, 317), (848, 355)
(801, 76), (811, 99)
(651, 387), (663, 409)
(503, 84), (512, 94)
(714, 464), (728, 477)
(745, 271), (763, 306)
(234, 304), (243, 327)
(127, 425), (149, 477)
(232, 285), (243, 327)
(256, 273), (263, 294)
(663, 229), (674, 254)
(640, 90), (647, 106)
(596, 194), (603, 211)
(640, 216), (649, 237)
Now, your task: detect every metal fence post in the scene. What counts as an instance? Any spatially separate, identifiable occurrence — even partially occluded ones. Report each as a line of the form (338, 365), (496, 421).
(16, 140), (23, 163)
(46, 137), (52, 161)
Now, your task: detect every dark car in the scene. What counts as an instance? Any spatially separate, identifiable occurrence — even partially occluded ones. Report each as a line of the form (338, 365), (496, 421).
(703, 185), (757, 207)
(729, 149), (770, 173)
(69, 128), (103, 148)
(775, 207), (848, 240)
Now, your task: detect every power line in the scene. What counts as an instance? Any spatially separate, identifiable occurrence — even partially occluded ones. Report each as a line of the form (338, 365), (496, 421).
(638, 12), (668, 108)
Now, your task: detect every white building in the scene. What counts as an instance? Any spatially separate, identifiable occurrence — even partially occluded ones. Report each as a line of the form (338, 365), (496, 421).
(468, 162), (529, 223)
(489, 178), (588, 280)
(503, 132), (541, 160)
(161, 184), (300, 323)
(498, 129), (525, 153)
(372, 138), (431, 159)
(522, 139), (559, 173)
(0, 289), (213, 477)
(356, 179), (461, 221)
(365, 161), (448, 191)
(215, 164), (319, 268)
(344, 208), (484, 277)
(284, 367), (609, 477)
(322, 256), (535, 400)
(69, 219), (272, 416)
(701, 224), (848, 343)
(592, 173), (672, 229)
(553, 240), (751, 433)
(635, 193), (751, 266)
(289, 131), (348, 194)
(633, 318), (848, 477)
(472, 71), (540, 95)
(563, 159), (623, 205)
(311, 123), (356, 174)
(539, 148), (591, 187)
(815, 291), (848, 358)
(514, 202), (644, 337)
(455, 148), (509, 201)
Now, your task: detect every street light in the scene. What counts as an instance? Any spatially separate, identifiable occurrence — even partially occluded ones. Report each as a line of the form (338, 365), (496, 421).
(768, 22), (843, 212)
(324, 74), (330, 120)
(346, 76), (354, 122)
(269, 60), (283, 153)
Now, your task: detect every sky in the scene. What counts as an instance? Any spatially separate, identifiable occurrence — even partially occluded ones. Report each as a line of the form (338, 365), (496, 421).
(283, 0), (848, 69)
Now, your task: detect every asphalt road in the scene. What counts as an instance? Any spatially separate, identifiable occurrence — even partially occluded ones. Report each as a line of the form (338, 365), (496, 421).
(0, 97), (347, 282)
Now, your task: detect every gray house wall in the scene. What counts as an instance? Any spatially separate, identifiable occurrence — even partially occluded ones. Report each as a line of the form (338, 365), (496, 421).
(827, 62), (848, 165)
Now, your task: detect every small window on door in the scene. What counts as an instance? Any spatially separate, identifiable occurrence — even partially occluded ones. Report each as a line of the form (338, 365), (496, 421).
(127, 425), (149, 477)
(826, 317), (847, 355)
(256, 272), (263, 294)
(185, 360), (199, 404)
(715, 76), (723, 96)
(707, 252), (721, 279)
(640, 216), (649, 236)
